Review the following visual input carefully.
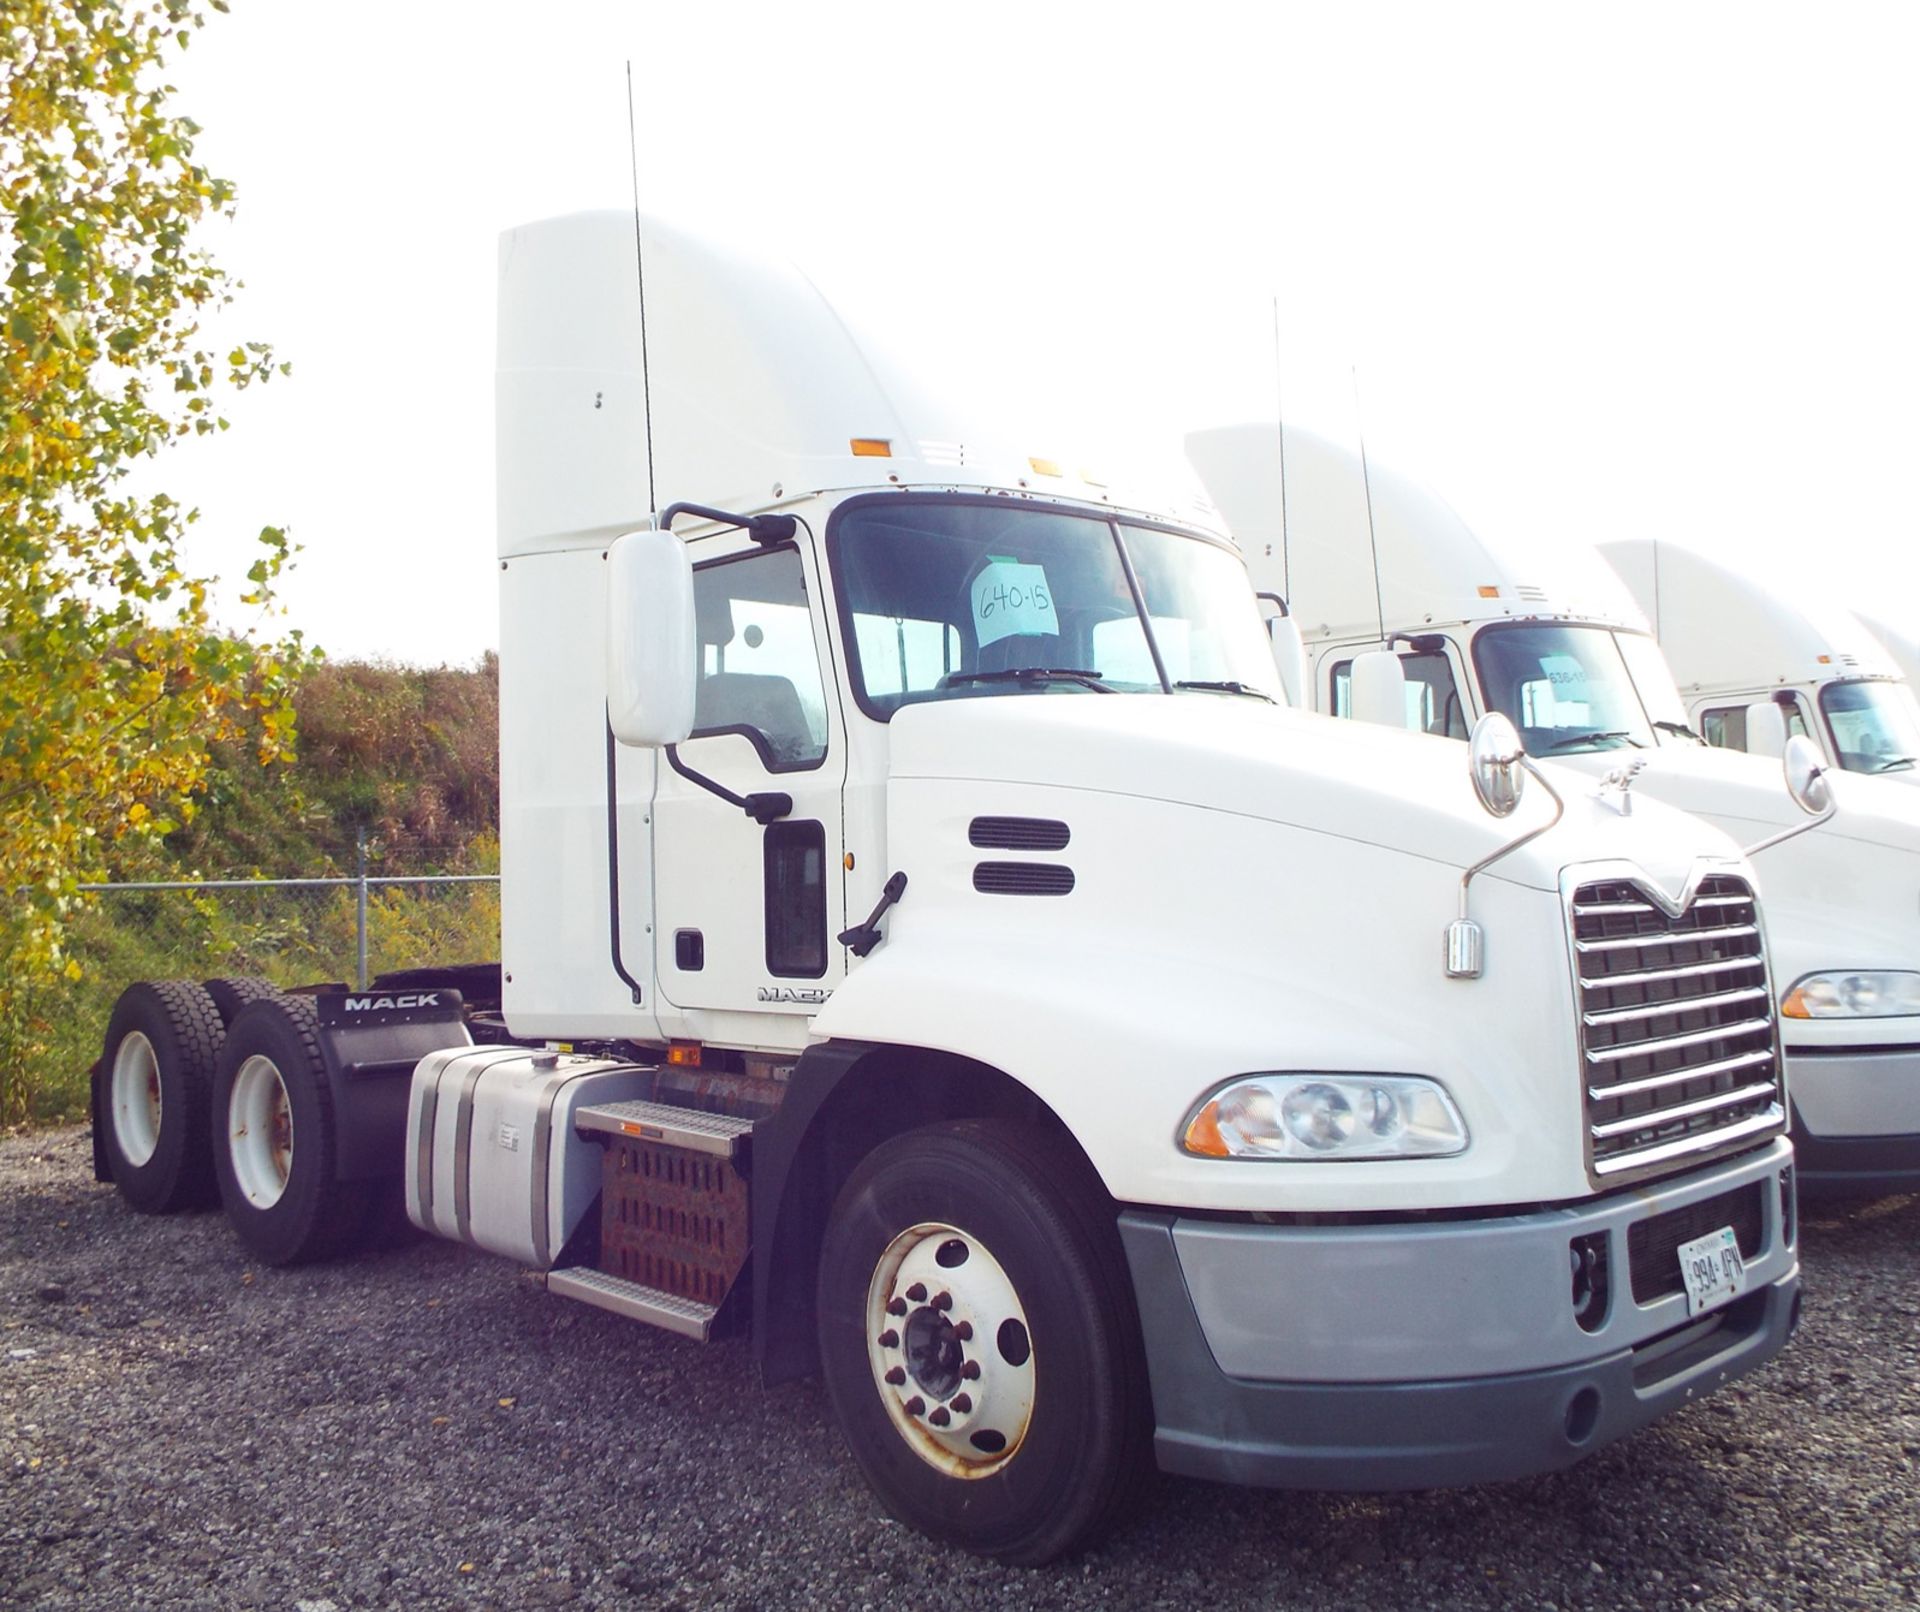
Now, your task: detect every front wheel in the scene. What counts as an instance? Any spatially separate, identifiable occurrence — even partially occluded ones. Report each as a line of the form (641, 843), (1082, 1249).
(815, 1118), (1152, 1564)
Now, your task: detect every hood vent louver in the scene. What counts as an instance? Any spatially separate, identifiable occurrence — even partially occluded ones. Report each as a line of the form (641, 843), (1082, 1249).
(969, 816), (1071, 852)
(973, 862), (1075, 897)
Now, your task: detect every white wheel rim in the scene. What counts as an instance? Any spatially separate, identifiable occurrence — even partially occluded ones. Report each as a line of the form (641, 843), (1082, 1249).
(229, 1054), (294, 1209)
(110, 1031), (163, 1168)
(864, 1221), (1035, 1479)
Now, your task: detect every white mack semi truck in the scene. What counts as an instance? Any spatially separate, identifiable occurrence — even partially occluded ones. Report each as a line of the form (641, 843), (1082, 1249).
(1189, 421), (1920, 1197)
(91, 220), (1802, 1564)
(1600, 538), (1920, 786)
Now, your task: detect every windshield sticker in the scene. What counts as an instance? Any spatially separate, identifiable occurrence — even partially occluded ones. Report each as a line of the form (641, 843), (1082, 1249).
(971, 560), (1058, 647)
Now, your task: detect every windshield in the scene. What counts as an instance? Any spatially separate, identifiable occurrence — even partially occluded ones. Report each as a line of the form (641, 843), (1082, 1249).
(1820, 679), (1920, 774)
(832, 497), (1279, 716)
(1471, 624), (1656, 755)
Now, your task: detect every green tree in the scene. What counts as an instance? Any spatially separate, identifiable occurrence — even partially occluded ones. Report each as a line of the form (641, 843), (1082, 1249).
(2, 0), (305, 1122)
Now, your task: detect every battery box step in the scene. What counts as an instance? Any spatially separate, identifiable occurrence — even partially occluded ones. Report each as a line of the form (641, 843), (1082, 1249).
(546, 1266), (721, 1341)
(572, 1099), (755, 1159)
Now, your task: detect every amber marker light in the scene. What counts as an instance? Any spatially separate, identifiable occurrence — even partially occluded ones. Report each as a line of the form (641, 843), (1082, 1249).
(666, 1042), (704, 1067)
(850, 438), (892, 457)
(1477, 585), (1501, 599)
(1027, 456), (1062, 477)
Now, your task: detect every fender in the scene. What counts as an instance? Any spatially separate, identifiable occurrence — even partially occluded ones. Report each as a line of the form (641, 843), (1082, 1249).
(801, 875), (1573, 1215)
(312, 990), (474, 1181)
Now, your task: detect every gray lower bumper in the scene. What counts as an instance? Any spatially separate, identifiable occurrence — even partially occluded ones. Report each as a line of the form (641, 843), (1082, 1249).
(1786, 1045), (1920, 1190)
(1119, 1144), (1801, 1491)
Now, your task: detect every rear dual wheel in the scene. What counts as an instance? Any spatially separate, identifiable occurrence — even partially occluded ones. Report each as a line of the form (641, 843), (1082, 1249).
(816, 1119), (1152, 1565)
(99, 981), (224, 1213)
(211, 996), (365, 1265)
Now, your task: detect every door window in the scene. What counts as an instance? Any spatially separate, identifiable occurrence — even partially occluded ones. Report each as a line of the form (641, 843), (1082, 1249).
(1330, 651), (1468, 736)
(691, 546), (829, 770)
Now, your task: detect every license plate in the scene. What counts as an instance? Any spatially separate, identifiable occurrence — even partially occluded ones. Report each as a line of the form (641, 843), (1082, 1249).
(1678, 1225), (1746, 1317)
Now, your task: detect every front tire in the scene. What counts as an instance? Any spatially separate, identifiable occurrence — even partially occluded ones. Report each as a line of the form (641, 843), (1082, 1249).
(211, 997), (360, 1265)
(98, 981), (224, 1213)
(816, 1118), (1152, 1564)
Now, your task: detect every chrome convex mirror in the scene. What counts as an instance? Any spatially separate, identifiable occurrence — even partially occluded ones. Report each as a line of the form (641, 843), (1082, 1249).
(1743, 733), (1838, 857)
(1783, 734), (1833, 816)
(1468, 711), (1527, 818)
(1449, 712), (1564, 980)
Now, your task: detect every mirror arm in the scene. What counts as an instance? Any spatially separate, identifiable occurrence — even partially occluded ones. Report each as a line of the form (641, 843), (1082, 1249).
(659, 501), (797, 545)
(1255, 590), (1290, 616)
(1743, 798), (1837, 858)
(665, 745), (793, 824)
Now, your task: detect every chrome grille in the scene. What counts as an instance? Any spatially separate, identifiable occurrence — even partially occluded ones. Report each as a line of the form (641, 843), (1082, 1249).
(1571, 874), (1784, 1180)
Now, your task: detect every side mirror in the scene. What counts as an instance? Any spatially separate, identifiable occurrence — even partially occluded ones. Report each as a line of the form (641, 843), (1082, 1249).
(1349, 650), (1410, 729)
(1783, 733), (1833, 816)
(607, 528), (697, 747)
(1467, 711), (1528, 818)
(1744, 699), (1788, 759)
(1267, 616), (1307, 708)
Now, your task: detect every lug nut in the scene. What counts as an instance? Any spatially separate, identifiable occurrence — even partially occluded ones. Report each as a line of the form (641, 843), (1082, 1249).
(951, 1393), (972, 1413)
(952, 1320), (973, 1341)
(884, 1366), (906, 1386)
(960, 1361), (981, 1380)
(878, 1329), (899, 1349)
(886, 1297), (907, 1317)
(929, 1407), (951, 1428)
(931, 1290), (953, 1311)
(906, 1282), (928, 1302)
(904, 1396), (926, 1417)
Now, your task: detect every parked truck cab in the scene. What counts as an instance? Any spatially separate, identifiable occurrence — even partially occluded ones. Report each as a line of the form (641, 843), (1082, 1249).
(94, 222), (1800, 1565)
(1601, 539), (1920, 786)
(1189, 421), (1920, 1195)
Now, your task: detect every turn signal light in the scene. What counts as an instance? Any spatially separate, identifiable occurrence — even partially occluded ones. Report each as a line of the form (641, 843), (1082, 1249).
(850, 438), (892, 458)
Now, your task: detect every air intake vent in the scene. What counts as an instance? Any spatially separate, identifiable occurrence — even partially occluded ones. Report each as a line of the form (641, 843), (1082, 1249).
(969, 816), (1071, 852)
(1515, 583), (1550, 602)
(974, 862), (1075, 897)
(1570, 874), (1783, 1182)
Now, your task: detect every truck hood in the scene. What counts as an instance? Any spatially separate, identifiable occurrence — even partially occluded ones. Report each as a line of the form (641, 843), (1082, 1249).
(1553, 742), (1920, 855)
(886, 695), (1745, 894)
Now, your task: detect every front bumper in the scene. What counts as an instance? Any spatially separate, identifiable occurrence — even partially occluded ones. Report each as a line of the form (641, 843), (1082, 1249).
(1119, 1138), (1799, 1491)
(1786, 1044), (1920, 1191)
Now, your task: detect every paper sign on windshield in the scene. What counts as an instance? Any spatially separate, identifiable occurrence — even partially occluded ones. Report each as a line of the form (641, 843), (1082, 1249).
(972, 559), (1058, 648)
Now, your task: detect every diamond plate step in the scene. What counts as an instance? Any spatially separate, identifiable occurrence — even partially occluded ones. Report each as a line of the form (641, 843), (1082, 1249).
(546, 1267), (720, 1341)
(572, 1099), (755, 1158)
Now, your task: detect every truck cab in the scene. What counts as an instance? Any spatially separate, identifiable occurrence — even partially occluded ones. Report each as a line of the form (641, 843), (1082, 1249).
(1601, 539), (1920, 786)
(1189, 421), (1920, 1195)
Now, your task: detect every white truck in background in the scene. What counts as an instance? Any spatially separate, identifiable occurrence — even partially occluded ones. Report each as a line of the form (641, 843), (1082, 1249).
(1189, 421), (1920, 1196)
(88, 219), (1802, 1564)
(1855, 607), (1920, 689)
(1600, 539), (1920, 786)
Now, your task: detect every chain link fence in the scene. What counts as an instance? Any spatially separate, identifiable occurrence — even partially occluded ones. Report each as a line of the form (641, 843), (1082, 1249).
(8, 856), (500, 1125)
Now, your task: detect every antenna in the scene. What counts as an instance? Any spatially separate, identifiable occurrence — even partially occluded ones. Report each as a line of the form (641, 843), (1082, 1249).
(1353, 366), (1387, 645)
(625, 62), (658, 519)
(1271, 296), (1291, 601)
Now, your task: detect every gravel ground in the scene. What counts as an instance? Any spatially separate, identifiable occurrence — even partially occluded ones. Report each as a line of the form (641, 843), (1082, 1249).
(2, 1126), (1915, 1612)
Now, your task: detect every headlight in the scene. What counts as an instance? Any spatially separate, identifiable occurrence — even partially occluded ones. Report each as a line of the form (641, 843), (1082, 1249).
(1781, 971), (1920, 1019)
(1181, 1074), (1469, 1160)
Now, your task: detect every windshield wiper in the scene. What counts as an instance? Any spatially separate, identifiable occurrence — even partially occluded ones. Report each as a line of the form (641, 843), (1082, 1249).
(1174, 680), (1276, 702)
(945, 667), (1114, 693)
(1873, 754), (1917, 773)
(1652, 719), (1704, 744)
(1547, 730), (1643, 751)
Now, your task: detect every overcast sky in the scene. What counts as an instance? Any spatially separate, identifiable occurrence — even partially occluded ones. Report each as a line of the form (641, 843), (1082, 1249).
(156, 0), (1920, 667)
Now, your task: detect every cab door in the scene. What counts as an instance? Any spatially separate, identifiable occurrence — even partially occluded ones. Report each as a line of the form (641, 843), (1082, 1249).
(648, 528), (847, 1046)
